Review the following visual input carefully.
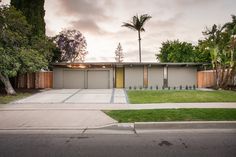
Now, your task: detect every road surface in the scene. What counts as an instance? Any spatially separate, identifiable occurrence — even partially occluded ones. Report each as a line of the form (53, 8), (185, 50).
(0, 130), (235, 157)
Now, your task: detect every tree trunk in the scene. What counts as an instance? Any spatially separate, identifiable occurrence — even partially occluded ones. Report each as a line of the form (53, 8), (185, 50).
(220, 65), (225, 86)
(138, 31), (141, 63)
(0, 73), (16, 95)
(214, 63), (220, 89)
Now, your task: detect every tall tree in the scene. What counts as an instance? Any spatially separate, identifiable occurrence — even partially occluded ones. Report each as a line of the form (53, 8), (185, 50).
(122, 14), (151, 62)
(11, 0), (46, 36)
(200, 15), (236, 89)
(54, 29), (88, 63)
(115, 43), (124, 62)
(0, 5), (47, 94)
(156, 40), (211, 63)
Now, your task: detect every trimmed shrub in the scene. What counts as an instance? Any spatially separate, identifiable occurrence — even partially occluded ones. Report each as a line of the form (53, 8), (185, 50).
(186, 85), (188, 90)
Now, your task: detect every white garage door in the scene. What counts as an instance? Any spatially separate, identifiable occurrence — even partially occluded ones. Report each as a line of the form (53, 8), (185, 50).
(63, 70), (85, 89)
(88, 70), (109, 89)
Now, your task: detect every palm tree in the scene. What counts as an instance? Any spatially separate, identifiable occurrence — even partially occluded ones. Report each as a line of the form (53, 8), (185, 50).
(122, 14), (152, 62)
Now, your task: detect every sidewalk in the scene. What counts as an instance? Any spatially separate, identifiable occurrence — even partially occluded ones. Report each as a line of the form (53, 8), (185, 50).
(2, 102), (236, 110)
(0, 110), (117, 131)
(0, 102), (235, 132)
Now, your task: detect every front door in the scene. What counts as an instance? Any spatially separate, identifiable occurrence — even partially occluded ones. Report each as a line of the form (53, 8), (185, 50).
(115, 67), (124, 88)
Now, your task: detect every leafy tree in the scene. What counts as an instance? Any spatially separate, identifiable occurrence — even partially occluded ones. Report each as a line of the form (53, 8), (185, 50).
(30, 36), (58, 64)
(11, 0), (57, 64)
(200, 15), (236, 89)
(53, 29), (88, 63)
(195, 41), (212, 63)
(0, 5), (47, 94)
(156, 40), (211, 63)
(122, 14), (152, 62)
(115, 43), (124, 62)
(11, 0), (46, 36)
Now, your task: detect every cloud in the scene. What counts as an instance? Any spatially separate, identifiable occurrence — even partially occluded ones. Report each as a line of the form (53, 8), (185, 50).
(70, 19), (109, 35)
(58, 0), (110, 20)
(176, 0), (218, 6)
(151, 12), (183, 29)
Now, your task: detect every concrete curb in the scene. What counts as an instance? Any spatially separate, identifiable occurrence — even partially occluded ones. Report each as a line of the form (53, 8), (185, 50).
(0, 121), (235, 130)
(134, 121), (236, 130)
(0, 122), (235, 134)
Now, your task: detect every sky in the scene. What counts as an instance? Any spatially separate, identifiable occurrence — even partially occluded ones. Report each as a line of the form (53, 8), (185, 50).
(1, 0), (236, 62)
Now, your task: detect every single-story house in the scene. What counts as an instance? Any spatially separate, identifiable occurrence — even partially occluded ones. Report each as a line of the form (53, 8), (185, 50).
(52, 62), (202, 89)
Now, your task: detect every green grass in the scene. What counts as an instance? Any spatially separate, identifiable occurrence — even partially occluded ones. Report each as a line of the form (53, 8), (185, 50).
(0, 92), (32, 104)
(105, 109), (236, 122)
(127, 90), (236, 103)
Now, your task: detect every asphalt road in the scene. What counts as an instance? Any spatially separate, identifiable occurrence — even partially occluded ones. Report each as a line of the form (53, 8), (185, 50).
(0, 130), (235, 157)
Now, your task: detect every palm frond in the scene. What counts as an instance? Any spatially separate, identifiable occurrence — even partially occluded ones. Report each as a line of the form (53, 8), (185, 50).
(122, 22), (137, 31)
(133, 15), (138, 26)
(140, 14), (152, 28)
(122, 14), (152, 32)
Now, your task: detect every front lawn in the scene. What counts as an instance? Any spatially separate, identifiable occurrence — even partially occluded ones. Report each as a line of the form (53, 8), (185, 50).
(0, 89), (38, 104)
(127, 90), (236, 103)
(0, 93), (32, 104)
(105, 109), (236, 122)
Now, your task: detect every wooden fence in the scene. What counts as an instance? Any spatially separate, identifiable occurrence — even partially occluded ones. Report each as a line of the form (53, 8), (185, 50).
(197, 70), (236, 88)
(197, 70), (216, 88)
(16, 71), (53, 89)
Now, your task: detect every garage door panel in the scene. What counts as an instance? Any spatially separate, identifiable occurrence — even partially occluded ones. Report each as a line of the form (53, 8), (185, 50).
(63, 70), (85, 89)
(88, 70), (109, 89)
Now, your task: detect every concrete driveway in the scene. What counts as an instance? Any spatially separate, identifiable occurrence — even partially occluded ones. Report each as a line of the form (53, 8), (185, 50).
(13, 89), (128, 104)
(0, 110), (116, 130)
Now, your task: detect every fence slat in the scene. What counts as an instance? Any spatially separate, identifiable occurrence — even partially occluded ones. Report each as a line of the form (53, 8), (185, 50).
(197, 70), (215, 88)
(15, 71), (53, 89)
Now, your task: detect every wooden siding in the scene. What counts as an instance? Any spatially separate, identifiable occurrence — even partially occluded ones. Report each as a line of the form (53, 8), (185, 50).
(16, 72), (53, 89)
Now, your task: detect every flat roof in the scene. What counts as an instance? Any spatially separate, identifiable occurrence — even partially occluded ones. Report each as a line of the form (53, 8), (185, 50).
(52, 62), (206, 66)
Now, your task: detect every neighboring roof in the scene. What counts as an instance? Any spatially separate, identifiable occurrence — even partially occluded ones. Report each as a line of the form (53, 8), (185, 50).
(52, 62), (206, 66)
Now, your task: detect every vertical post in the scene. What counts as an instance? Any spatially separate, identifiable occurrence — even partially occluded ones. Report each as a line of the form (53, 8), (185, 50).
(143, 65), (148, 88)
(163, 66), (168, 88)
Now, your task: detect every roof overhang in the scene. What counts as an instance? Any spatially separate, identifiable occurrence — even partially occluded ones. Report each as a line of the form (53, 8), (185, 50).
(52, 62), (206, 67)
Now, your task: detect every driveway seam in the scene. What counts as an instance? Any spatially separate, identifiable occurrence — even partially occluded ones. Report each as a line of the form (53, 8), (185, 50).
(62, 89), (82, 103)
(124, 89), (129, 104)
(110, 88), (115, 104)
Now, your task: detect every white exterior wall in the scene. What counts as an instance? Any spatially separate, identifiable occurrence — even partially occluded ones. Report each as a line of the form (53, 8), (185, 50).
(125, 66), (143, 88)
(148, 66), (164, 87)
(168, 67), (197, 87)
(53, 68), (63, 89)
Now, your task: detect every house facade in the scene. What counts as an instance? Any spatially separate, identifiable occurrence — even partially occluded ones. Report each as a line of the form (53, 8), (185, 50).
(53, 62), (201, 89)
